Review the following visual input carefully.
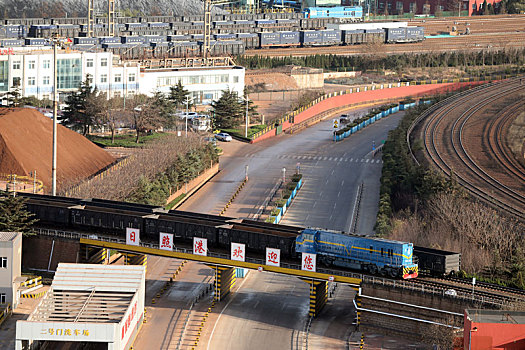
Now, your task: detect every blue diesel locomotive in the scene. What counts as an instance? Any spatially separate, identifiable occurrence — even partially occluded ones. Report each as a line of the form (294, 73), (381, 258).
(296, 228), (418, 279)
(303, 6), (363, 20)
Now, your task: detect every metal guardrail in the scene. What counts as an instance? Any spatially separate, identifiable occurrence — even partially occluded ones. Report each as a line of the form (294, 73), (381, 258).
(33, 228), (514, 307)
(0, 303), (12, 328)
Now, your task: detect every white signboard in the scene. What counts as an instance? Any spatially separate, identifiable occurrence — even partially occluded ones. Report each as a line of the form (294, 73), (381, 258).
(301, 252), (316, 272)
(193, 237), (207, 256)
(126, 228), (140, 246)
(159, 232), (174, 251)
(231, 243), (245, 262)
(266, 248), (280, 267)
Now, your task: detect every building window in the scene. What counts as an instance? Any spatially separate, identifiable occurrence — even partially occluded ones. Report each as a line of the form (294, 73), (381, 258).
(57, 58), (82, 90)
(43, 59), (50, 69)
(100, 74), (107, 83)
(28, 60), (35, 69)
(1, 257), (7, 268)
(233, 76), (239, 83)
(86, 59), (94, 68)
(28, 77), (36, 86)
(101, 58), (108, 67)
(0, 293), (5, 304)
(43, 76), (50, 85)
(409, 2), (416, 13)
(128, 73), (135, 82)
(396, 1), (404, 12)
(12, 77), (21, 87)
(114, 74), (121, 83)
(13, 61), (21, 70)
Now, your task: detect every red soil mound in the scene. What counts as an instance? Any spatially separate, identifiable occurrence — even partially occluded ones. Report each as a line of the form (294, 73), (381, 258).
(0, 108), (115, 192)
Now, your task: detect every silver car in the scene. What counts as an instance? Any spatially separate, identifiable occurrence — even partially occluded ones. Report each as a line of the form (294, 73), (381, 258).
(215, 132), (233, 142)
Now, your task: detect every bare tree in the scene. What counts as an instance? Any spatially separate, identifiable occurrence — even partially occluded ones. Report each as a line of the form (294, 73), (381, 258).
(125, 94), (166, 143)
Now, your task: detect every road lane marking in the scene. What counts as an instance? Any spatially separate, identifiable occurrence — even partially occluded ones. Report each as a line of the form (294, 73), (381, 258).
(206, 274), (251, 350)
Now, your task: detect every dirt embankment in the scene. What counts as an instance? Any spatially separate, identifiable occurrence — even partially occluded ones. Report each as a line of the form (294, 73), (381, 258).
(0, 108), (115, 192)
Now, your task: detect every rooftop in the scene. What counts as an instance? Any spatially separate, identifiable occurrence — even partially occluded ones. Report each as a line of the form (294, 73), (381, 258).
(0, 232), (21, 242)
(466, 309), (525, 325)
(27, 263), (145, 324)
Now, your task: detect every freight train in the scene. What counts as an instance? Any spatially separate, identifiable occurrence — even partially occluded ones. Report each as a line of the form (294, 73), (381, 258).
(296, 228), (418, 279)
(0, 26), (423, 59)
(0, 11), (423, 59)
(20, 193), (423, 279)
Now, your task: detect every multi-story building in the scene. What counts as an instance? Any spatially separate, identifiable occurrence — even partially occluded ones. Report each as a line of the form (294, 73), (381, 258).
(0, 48), (245, 105)
(0, 232), (22, 309)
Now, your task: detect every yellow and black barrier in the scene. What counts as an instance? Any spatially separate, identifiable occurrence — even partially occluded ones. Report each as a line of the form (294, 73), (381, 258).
(21, 290), (47, 299)
(86, 247), (108, 264)
(206, 265), (235, 301)
(125, 253), (147, 273)
(301, 279), (328, 317)
(219, 178), (247, 216)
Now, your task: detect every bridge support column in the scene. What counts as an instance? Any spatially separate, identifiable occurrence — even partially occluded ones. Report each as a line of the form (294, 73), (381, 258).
(355, 293), (362, 328)
(83, 246), (108, 264)
(125, 253), (147, 273)
(207, 265), (235, 302)
(301, 279), (327, 317)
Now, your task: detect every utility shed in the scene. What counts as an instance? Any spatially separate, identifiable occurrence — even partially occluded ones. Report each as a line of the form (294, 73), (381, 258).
(16, 263), (145, 350)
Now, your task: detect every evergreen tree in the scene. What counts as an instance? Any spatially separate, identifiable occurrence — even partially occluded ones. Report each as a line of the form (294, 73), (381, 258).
(0, 190), (37, 233)
(211, 90), (244, 129)
(61, 75), (104, 136)
(168, 81), (192, 110)
(5, 86), (22, 107)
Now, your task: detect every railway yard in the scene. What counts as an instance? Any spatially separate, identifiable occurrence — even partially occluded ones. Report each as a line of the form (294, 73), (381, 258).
(1, 7), (525, 350)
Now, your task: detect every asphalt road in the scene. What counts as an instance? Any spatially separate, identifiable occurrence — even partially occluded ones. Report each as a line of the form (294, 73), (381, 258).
(178, 109), (406, 350)
(181, 109), (404, 234)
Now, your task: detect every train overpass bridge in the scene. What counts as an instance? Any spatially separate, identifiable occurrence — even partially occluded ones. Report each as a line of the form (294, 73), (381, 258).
(79, 236), (361, 318)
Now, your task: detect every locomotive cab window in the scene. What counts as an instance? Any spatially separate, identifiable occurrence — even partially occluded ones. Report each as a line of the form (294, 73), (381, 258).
(369, 246), (373, 253)
(381, 248), (384, 256)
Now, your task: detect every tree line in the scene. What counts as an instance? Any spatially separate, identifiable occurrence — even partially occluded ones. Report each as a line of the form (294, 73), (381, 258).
(236, 48), (525, 73)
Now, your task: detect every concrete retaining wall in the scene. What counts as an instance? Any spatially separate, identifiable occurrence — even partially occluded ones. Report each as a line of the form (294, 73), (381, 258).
(22, 235), (80, 271)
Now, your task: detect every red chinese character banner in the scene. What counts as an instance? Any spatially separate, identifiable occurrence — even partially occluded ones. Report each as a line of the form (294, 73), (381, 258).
(265, 248), (280, 267)
(301, 252), (316, 272)
(231, 243), (245, 262)
(126, 228), (140, 246)
(193, 237), (207, 256)
(159, 232), (173, 251)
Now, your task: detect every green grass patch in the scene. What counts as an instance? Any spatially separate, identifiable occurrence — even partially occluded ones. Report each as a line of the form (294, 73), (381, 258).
(87, 132), (169, 148)
(165, 193), (186, 210)
(221, 124), (267, 139)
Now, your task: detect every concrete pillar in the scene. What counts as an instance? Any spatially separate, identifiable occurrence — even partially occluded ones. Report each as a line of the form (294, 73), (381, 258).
(15, 339), (22, 350)
(125, 254), (147, 273)
(301, 279), (327, 317)
(207, 265), (235, 302)
(84, 246), (108, 264)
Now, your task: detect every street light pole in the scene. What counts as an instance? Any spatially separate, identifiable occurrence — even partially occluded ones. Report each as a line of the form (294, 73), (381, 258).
(185, 96), (190, 138)
(52, 40), (58, 196)
(245, 96), (249, 138)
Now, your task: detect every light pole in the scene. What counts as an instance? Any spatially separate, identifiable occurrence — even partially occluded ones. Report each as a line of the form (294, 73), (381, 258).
(52, 39), (58, 196)
(185, 95), (194, 138)
(245, 95), (249, 138)
(468, 327), (478, 350)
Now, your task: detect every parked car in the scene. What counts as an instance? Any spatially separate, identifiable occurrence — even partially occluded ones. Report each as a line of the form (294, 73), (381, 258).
(215, 132), (233, 142)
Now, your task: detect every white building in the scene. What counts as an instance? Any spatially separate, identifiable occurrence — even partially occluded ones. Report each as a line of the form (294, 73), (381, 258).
(16, 263), (146, 350)
(0, 232), (22, 309)
(140, 65), (245, 105)
(0, 47), (245, 105)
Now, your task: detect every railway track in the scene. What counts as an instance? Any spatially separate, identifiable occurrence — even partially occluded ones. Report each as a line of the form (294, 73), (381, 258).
(419, 78), (525, 220)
